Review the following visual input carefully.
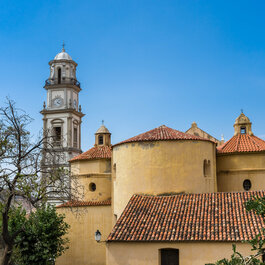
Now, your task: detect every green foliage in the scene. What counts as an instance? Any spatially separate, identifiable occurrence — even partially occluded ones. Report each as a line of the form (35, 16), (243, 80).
(245, 197), (265, 218)
(207, 243), (265, 265)
(2, 205), (69, 265)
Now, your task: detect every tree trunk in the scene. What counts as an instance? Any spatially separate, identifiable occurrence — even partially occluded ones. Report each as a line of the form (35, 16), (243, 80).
(2, 244), (12, 265)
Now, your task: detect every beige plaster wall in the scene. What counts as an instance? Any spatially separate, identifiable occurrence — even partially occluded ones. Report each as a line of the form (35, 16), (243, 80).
(217, 153), (265, 192)
(70, 159), (112, 201)
(71, 159), (111, 175)
(113, 140), (216, 218)
(56, 205), (112, 265)
(78, 174), (112, 201)
(106, 242), (252, 265)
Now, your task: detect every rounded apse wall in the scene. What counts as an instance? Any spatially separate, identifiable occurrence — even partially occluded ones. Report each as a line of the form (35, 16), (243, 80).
(112, 140), (216, 218)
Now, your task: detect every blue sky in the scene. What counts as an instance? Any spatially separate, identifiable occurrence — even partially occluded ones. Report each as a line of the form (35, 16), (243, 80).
(1, 0), (265, 150)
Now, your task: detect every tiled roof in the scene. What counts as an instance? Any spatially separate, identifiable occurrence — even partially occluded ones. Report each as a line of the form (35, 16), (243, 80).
(114, 125), (214, 146)
(217, 134), (265, 154)
(56, 199), (111, 208)
(69, 145), (112, 162)
(108, 191), (265, 242)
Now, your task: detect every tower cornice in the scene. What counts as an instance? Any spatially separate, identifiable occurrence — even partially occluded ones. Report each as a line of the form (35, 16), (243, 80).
(43, 83), (82, 93)
(40, 108), (85, 118)
(49, 59), (78, 67)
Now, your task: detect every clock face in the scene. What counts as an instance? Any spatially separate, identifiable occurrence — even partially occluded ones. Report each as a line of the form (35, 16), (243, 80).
(53, 97), (62, 107)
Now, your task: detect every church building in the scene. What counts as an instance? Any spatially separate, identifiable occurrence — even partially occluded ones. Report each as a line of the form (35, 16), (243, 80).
(42, 48), (265, 265)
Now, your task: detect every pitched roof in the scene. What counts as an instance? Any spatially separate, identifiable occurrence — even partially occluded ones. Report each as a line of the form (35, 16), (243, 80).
(114, 125), (214, 146)
(57, 199), (111, 208)
(108, 191), (265, 242)
(69, 145), (112, 162)
(217, 134), (265, 154)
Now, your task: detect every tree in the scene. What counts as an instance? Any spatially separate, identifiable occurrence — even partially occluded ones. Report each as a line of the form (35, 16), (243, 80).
(208, 196), (265, 265)
(0, 99), (82, 265)
(8, 205), (69, 265)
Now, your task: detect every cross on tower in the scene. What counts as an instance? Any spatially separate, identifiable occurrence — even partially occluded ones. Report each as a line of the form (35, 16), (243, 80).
(62, 41), (65, 52)
(102, 120), (104, 125)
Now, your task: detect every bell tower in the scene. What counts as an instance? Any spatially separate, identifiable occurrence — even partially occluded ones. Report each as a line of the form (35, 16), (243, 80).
(41, 45), (84, 167)
(233, 111), (253, 136)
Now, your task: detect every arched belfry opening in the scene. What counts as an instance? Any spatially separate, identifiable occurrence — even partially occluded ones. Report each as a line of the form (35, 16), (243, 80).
(58, 68), (61, 84)
(233, 111), (253, 136)
(95, 121), (111, 146)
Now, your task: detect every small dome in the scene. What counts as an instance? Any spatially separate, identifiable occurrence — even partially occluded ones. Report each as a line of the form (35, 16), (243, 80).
(96, 125), (110, 134)
(54, 48), (72, 61)
(234, 112), (251, 125)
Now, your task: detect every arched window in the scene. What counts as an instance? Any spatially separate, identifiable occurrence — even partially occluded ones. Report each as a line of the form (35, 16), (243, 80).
(58, 68), (61, 84)
(203, 159), (211, 177)
(51, 119), (64, 146)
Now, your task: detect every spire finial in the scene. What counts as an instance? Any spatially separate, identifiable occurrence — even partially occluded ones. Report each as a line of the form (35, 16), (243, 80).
(62, 41), (65, 52)
(102, 120), (104, 125)
(241, 109), (244, 114)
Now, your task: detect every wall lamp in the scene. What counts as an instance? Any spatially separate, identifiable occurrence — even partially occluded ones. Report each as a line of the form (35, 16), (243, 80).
(95, 229), (107, 243)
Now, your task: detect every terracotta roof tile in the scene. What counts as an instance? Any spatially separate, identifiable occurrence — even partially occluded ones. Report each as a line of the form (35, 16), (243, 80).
(114, 125), (214, 147)
(70, 146), (112, 162)
(56, 199), (111, 208)
(108, 191), (265, 242)
(217, 134), (265, 154)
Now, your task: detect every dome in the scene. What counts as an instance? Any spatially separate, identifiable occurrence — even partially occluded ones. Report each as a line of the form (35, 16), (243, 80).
(234, 112), (251, 125)
(54, 48), (72, 61)
(96, 125), (110, 134)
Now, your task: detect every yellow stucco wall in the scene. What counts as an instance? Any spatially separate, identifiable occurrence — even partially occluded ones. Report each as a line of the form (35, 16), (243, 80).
(71, 159), (111, 175)
(106, 242), (252, 265)
(56, 205), (112, 265)
(78, 174), (112, 201)
(113, 140), (217, 218)
(70, 159), (112, 201)
(217, 153), (265, 191)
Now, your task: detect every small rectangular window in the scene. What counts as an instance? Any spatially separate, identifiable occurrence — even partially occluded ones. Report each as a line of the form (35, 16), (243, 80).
(241, 127), (246, 134)
(53, 127), (61, 145)
(73, 128), (78, 148)
(99, 135), (104, 145)
(161, 249), (179, 265)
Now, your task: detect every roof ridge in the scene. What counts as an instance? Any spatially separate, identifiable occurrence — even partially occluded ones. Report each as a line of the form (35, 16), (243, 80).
(57, 199), (111, 208)
(235, 134), (241, 152)
(217, 135), (233, 150)
(249, 135), (263, 150)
